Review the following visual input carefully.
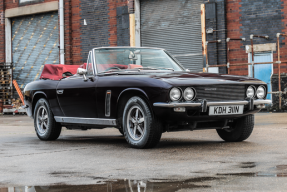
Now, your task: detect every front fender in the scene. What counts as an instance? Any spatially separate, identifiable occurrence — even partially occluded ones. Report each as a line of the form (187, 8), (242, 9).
(117, 88), (149, 103)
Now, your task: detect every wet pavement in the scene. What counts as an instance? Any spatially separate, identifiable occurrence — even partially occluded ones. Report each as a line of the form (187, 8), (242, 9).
(0, 113), (287, 191)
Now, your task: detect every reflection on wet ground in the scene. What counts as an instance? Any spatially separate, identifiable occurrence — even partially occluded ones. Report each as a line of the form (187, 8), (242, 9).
(1, 170), (287, 192)
(0, 179), (212, 192)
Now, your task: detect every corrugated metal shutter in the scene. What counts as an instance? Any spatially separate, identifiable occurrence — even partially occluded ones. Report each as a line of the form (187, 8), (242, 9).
(12, 12), (59, 89)
(140, 0), (203, 72)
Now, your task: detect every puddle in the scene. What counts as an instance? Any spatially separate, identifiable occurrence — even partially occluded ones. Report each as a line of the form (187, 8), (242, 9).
(0, 179), (212, 192)
(239, 162), (257, 169)
(276, 165), (287, 170)
(218, 172), (287, 178)
(1, 172), (287, 191)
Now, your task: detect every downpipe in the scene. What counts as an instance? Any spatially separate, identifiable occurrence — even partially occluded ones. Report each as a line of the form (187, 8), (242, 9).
(59, 0), (65, 64)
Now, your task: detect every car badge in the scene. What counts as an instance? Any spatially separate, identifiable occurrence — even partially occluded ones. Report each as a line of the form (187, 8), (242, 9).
(205, 88), (217, 91)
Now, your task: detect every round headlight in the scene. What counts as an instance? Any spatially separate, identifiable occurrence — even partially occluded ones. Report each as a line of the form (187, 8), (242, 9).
(246, 86), (255, 98)
(184, 87), (196, 101)
(256, 86), (266, 99)
(170, 87), (182, 101)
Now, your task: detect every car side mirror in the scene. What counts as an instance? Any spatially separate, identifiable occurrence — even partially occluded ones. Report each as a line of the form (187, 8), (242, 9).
(128, 52), (138, 60)
(77, 68), (88, 81)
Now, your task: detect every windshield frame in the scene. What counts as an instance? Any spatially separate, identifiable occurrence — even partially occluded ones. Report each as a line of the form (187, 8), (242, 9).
(92, 47), (185, 74)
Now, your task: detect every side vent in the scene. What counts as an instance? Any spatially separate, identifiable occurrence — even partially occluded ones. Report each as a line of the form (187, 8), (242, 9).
(105, 90), (111, 117)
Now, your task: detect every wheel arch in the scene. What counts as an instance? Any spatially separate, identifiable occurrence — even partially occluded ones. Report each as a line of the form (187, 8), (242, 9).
(32, 91), (48, 117)
(116, 88), (154, 128)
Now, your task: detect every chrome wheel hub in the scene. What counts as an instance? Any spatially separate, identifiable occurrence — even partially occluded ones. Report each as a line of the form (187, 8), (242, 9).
(36, 106), (49, 135)
(127, 106), (146, 141)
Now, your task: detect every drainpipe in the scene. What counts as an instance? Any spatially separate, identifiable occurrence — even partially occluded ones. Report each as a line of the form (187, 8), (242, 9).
(59, 0), (65, 64)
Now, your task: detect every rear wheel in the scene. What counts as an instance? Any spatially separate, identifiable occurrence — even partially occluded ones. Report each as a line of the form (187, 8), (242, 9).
(216, 115), (254, 142)
(123, 96), (162, 149)
(34, 98), (62, 141)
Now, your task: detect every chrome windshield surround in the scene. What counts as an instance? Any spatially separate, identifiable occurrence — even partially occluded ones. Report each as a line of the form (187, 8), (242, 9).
(153, 99), (272, 108)
(92, 46), (185, 74)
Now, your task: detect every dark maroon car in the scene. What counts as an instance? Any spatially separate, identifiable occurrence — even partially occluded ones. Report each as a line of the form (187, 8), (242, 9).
(24, 47), (271, 148)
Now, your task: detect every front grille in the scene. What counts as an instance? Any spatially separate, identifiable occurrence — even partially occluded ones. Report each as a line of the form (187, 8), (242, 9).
(194, 85), (246, 101)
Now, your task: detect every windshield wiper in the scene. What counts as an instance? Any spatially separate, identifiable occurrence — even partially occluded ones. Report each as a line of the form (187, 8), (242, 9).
(132, 67), (158, 70)
(98, 69), (121, 74)
(155, 67), (174, 71)
(129, 67), (174, 71)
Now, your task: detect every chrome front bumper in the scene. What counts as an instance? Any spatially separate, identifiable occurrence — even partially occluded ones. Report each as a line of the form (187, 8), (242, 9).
(153, 99), (272, 112)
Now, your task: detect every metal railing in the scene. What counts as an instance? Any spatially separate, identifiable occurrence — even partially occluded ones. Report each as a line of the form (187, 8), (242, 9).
(205, 33), (287, 110)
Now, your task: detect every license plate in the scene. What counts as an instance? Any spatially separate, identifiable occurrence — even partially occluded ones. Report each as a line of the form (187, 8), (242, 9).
(209, 105), (244, 116)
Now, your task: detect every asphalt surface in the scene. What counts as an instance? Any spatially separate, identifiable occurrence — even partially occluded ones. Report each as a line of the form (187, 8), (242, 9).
(0, 113), (287, 191)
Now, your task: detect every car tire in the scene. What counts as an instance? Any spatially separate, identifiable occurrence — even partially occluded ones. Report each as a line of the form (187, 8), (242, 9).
(123, 96), (162, 149)
(34, 98), (62, 141)
(216, 115), (254, 142)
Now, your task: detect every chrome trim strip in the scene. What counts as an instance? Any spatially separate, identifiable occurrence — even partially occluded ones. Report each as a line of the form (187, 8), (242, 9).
(54, 117), (117, 126)
(153, 102), (201, 108)
(207, 101), (249, 106)
(254, 99), (272, 105)
(105, 90), (111, 117)
(153, 99), (272, 108)
(93, 46), (164, 50)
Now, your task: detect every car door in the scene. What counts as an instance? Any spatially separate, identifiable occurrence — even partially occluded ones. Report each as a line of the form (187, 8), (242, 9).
(56, 51), (98, 118)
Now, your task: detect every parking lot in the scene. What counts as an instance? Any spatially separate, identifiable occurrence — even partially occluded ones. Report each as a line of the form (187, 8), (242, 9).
(0, 113), (287, 191)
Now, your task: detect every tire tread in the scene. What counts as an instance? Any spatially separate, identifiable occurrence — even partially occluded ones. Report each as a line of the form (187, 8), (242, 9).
(123, 96), (162, 149)
(217, 115), (254, 142)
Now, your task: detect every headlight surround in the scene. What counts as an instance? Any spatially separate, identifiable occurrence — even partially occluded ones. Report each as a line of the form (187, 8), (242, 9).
(256, 86), (266, 99)
(169, 87), (182, 101)
(246, 86), (256, 98)
(183, 87), (196, 101)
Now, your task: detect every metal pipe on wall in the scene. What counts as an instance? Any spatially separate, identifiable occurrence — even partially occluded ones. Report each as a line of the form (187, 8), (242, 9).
(201, 4), (207, 72)
(277, 33), (281, 110)
(250, 34), (269, 78)
(226, 37), (246, 74)
(59, 0), (65, 64)
(250, 35), (254, 78)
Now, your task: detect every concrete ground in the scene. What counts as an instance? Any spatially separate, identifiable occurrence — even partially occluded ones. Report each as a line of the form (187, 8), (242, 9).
(0, 113), (287, 191)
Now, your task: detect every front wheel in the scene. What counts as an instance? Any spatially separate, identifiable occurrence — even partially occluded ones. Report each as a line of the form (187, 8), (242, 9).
(34, 98), (62, 141)
(216, 115), (254, 142)
(123, 96), (162, 149)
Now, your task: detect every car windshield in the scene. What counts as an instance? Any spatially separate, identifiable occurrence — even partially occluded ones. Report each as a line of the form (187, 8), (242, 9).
(94, 48), (184, 73)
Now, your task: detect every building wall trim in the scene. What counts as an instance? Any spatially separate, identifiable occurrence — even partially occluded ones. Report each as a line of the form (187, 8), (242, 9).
(5, 1), (58, 18)
(246, 43), (276, 53)
(5, 18), (11, 64)
(134, 0), (140, 47)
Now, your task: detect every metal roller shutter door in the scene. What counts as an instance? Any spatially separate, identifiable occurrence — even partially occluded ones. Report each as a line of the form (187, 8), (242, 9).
(140, 0), (203, 72)
(12, 12), (59, 89)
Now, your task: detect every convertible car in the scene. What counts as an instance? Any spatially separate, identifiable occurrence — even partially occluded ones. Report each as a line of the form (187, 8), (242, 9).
(24, 47), (272, 148)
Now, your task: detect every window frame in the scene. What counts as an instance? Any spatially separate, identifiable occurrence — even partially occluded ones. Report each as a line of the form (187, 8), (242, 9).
(86, 51), (96, 76)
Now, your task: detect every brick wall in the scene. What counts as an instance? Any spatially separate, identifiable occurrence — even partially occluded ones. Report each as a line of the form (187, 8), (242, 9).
(226, 0), (247, 76)
(5, 0), (58, 10)
(204, 0), (227, 74)
(1, 0), (130, 65)
(226, 0), (287, 76)
(78, 0), (129, 64)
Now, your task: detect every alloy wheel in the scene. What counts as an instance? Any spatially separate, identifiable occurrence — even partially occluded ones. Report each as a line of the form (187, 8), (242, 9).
(127, 106), (146, 141)
(36, 106), (49, 136)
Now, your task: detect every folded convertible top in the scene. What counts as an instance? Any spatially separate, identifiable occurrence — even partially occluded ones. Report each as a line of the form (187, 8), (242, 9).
(39, 64), (86, 80)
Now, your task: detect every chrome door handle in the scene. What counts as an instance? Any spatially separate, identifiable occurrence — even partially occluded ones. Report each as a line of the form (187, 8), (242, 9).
(57, 90), (64, 94)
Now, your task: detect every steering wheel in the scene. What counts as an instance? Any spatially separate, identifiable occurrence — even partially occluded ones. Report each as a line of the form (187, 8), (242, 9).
(104, 67), (121, 72)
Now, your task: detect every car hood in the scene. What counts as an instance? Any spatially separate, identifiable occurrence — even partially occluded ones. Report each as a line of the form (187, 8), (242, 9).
(149, 72), (265, 86)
